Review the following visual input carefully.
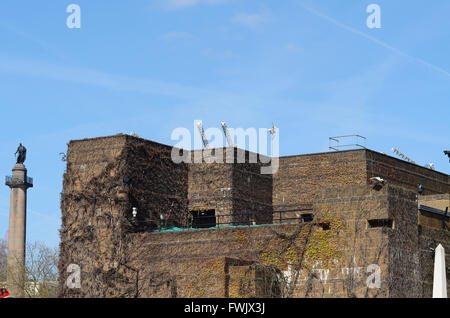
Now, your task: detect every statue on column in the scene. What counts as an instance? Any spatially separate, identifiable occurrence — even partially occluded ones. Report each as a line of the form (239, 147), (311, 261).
(14, 143), (26, 164)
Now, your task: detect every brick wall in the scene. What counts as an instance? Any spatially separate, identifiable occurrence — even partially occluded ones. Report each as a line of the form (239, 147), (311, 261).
(366, 150), (449, 195)
(58, 135), (449, 298)
(188, 161), (233, 223)
(188, 148), (273, 226)
(419, 194), (449, 211)
(304, 185), (392, 297)
(232, 160), (273, 225)
(273, 149), (449, 212)
(58, 135), (189, 297)
(418, 226), (450, 297)
(119, 224), (297, 298)
(119, 185), (425, 298)
(386, 186), (422, 298)
(273, 150), (368, 211)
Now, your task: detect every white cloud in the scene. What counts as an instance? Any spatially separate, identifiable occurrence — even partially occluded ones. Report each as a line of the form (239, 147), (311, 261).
(0, 55), (244, 103)
(231, 11), (270, 28)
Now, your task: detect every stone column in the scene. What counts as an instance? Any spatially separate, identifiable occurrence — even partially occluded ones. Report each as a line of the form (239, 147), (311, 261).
(5, 163), (33, 298)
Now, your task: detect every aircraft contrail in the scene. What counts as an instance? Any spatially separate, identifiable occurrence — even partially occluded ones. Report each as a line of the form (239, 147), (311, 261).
(297, 1), (450, 79)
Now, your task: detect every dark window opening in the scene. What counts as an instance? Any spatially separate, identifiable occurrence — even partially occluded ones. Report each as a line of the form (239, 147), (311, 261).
(368, 219), (393, 229)
(319, 223), (330, 231)
(191, 209), (216, 228)
(301, 214), (314, 223)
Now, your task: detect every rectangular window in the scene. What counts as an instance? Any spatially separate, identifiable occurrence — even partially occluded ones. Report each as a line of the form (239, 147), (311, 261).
(301, 214), (314, 223)
(191, 209), (216, 228)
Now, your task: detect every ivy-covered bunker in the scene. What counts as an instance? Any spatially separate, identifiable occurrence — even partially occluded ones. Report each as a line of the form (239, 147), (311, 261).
(58, 134), (449, 298)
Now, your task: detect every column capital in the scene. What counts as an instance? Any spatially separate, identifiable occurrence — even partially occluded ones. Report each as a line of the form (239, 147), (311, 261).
(5, 164), (33, 189)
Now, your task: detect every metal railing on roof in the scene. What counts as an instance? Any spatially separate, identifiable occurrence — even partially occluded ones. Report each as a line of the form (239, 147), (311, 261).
(149, 208), (314, 232)
(329, 135), (367, 152)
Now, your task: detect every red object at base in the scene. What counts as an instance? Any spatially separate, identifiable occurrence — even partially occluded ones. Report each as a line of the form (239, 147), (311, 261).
(0, 288), (11, 298)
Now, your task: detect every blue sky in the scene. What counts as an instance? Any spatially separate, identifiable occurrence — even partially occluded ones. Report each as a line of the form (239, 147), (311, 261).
(0, 0), (449, 248)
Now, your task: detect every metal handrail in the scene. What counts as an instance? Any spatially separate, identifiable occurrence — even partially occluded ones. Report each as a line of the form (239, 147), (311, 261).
(149, 208), (314, 231)
(329, 135), (367, 152)
(5, 176), (33, 185)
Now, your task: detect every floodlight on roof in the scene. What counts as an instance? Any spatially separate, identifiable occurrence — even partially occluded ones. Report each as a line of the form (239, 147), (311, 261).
(392, 147), (416, 164)
(220, 122), (234, 147)
(196, 121), (209, 149)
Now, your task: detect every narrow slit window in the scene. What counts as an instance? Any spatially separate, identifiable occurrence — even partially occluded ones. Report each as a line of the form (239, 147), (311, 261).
(368, 219), (393, 229)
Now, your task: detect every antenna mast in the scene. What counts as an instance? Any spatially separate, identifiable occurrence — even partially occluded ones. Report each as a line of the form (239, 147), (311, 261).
(221, 122), (234, 147)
